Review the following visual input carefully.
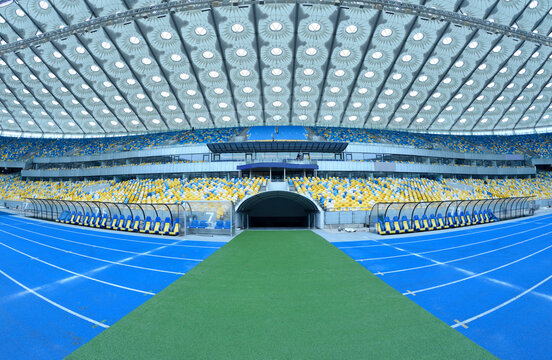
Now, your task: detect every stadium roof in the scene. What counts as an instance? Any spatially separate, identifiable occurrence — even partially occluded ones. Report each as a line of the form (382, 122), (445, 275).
(0, 0), (550, 138)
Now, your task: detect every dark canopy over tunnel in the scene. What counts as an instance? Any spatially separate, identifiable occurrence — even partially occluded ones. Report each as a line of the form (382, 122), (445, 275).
(237, 191), (319, 228)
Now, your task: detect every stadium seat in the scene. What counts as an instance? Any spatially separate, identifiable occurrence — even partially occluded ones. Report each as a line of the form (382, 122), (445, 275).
(421, 215), (434, 231)
(437, 214), (449, 229)
(56, 211), (69, 223)
(72, 212), (82, 225)
(400, 216), (414, 233)
(198, 220), (208, 229)
(375, 220), (385, 235)
(151, 217), (162, 234)
(189, 219), (199, 229)
(82, 212), (91, 226)
(97, 214), (108, 228)
(106, 215), (119, 230)
(430, 214), (441, 230)
(413, 215), (425, 231)
(168, 218), (180, 236)
(130, 216), (141, 232)
(139, 216), (153, 233)
(214, 220), (224, 229)
(223, 221), (231, 230)
(464, 212), (473, 226)
(392, 216), (405, 234)
(447, 213), (457, 228)
(120, 215), (132, 231)
(159, 217), (171, 235)
(383, 216), (395, 235)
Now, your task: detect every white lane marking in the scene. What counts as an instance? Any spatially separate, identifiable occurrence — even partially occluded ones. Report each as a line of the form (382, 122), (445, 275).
(381, 227), (552, 274)
(356, 223), (550, 261)
(404, 233), (552, 296)
(7, 216), (218, 249)
(0, 269), (109, 329)
(451, 273), (552, 329)
(0, 241), (155, 295)
(339, 214), (551, 249)
(0, 221), (202, 262)
(0, 228), (184, 275)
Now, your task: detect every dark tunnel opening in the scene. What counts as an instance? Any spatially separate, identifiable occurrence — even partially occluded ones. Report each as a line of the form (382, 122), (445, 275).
(238, 191), (318, 228)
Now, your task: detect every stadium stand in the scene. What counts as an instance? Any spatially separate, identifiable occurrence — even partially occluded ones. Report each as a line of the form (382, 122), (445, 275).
(4, 128), (552, 162)
(0, 175), (265, 203)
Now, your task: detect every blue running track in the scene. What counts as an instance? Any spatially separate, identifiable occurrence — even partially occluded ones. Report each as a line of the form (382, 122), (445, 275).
(0, 211), (226, 359)
(333, 213), (552, 360)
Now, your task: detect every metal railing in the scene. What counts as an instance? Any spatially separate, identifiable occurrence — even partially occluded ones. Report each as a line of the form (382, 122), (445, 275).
(368, 196), (535, 232)
(25, 198), (235, 236)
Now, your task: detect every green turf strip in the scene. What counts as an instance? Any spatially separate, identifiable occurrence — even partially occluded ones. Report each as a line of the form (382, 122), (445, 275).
(69, 230), (495, 359)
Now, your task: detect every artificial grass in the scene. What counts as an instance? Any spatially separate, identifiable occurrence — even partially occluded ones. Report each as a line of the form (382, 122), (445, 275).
(68, 230), (495, 359)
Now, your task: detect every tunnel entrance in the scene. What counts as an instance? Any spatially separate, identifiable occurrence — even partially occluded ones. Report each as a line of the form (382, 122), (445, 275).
(237, 191), (319, 228)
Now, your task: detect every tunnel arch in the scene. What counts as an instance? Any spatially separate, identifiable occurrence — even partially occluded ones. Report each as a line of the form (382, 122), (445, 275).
(236, 191), (322, 228)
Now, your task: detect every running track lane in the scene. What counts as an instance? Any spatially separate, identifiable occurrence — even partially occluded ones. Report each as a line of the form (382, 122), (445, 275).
(0, 211), (226, 359)
(332, 213), (552, 360)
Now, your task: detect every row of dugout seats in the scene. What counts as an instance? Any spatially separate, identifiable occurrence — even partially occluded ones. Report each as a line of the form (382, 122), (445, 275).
(56, 211), (179, 236)
(375, 210), (498, 235)
(188, 219), (231, 230)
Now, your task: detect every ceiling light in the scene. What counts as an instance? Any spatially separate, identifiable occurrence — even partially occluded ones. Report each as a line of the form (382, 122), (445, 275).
(381, 28), (392, 37)
(192, 104), (202, 109)
(171, 54), (182, 62)
(345, 25), (358, 34)
(130, 36), (140, 44)
(152, 76), (162, 82)
(304, 68), (314, 76)
(392, 73), (402, 80)
(222, 116), (231, 122)
(272, 86), (282, 93)
(240, 69), (250, 77)
(339, 49), (350, 57)
(330, 87), (339, 93)
(365, 71), (374, 78)
(271, 47), (283, 56)
(372, 51), (383, 59)
(302, 86), (312, 92)
(152, 119), (160, 124)
(334, 69), (345, 77)
(271, 68), (282, 76)
(202, 51), (214, 59)
(413, 32), (424, 41)
(142, 57), (152, 65)
(231, 24), (244, 33)
(300, 101), (309, 107)
(442, 37), (452, 45)
(324, 115), (333, 121)
(372, 116), (381, 122)
(110, 121), (118, 126)
(209, 71), (220, 78)
(101, 41), (111, 49)
(308, 22), (321, 32)
(245, 101), (254, 108)
(162, 31), (173, 39)
(248, 115), (256, 121)
(348, 115), (357, 121)
(437, 118), (445, 123)
(242, 87), (253, 94)
(270, 22), (282, 31)
(236, 49), (248, 57)
(194, 26), (207, 36)
(358, 88), (368, 94)
(468, 41), (478, 48)
(401, 54), (411, 62)
(327, 101), (336, 107)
